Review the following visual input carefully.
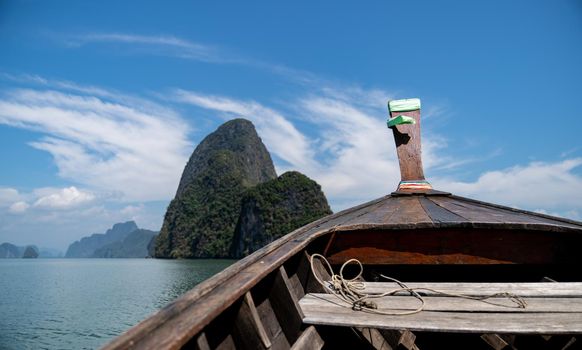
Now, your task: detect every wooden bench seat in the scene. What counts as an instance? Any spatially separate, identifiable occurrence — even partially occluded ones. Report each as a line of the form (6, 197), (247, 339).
(299, 282), (582, 334)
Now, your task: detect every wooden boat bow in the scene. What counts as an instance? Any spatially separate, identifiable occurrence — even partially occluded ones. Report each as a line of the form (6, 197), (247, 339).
(102, 98), (582, 350)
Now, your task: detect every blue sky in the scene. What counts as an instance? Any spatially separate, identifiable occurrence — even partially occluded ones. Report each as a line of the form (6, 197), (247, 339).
(1, 1), (581, 251)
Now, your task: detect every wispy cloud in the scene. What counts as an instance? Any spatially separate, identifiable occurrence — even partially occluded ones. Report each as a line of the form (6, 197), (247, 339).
(173, 90), (318, 171)
(0, 86), (192, 201)
(62, 33), (237, 64)
(434, 158), (582, 217)
(55, 32), (322, 84)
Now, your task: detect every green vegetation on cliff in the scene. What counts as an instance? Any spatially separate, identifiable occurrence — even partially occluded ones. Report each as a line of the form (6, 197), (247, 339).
(154, 118), (333, 259)
(155, 119), (277, 258)
(230, 171), (332, 258)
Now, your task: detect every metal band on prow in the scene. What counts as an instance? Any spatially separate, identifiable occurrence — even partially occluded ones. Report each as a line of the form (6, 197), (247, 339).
(397, 180), (433, 191)
(388, 98), (421, 113)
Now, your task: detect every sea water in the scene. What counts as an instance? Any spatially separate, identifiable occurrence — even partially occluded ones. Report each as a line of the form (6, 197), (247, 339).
(0, 259), (233, 350)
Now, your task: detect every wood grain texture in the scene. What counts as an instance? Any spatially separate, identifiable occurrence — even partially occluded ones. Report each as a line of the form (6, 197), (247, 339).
(101, 188), (582, 350)
(325, 228), (581, 265)
(270, 266), (305, 344)
(301, 293), (582, 313)
(418, 197), (465, 223)
(289, 326), (324, 350)
(300, 301), (582, 334)
(390, 109), (426, 182)
(355, 327), (393, 350)
(193, 332), (211, 350)
(480, 334), (510, 350)
(360, 282), (582, 297)
(232, 292), (272, 350)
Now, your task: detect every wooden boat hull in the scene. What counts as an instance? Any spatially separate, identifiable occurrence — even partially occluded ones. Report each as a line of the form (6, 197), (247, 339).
(102, 193), (582, 350)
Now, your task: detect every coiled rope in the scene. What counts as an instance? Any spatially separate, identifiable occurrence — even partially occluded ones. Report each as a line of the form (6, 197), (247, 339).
(309, 253), (527, 316)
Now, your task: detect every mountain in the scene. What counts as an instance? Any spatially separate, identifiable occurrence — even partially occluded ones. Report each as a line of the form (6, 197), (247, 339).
(230, 171), (332, 258)
(92, 229), (158, 258)
(65, 221), (138, 258)
(0, 243), (24, 258)
(22, 246), (39, 258)
(154, 118), (333, 259)
(155, 119), (277, 258)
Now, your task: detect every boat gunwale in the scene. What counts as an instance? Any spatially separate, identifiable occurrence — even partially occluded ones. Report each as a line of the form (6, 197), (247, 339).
(101, 193), (582, 350)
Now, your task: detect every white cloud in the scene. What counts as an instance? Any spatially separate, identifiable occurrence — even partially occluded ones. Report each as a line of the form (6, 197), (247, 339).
(9, 201), (29, 214)
(0, 187), (21, 207)
(33, 186), (95, 210)
(0, 88), (192, 201)
(434, 158), (582, 216)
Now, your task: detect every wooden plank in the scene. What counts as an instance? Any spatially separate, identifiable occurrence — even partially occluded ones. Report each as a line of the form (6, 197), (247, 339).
(360, 282), (582, 298)
(301, 293), (582, 313)
(384, 196), (433, 225)
(418, 196), (465, 223)
(215, 334), (236, 350)
(255, 297), (290, 350)
(288, 272), (305, 300)
(449, 194), (582, 230)
(355, 327), (393, 350)
(290, 326), (324, 350)
(305, 252), (330, 293)
(299, 301), (582, 334)
(270, 266), (305, 344)
(325, 227), (576, 265)
(378, 329), (417, 350)
(428, 196), (507, 223)
(232, 292), (272, 350)
(430, 196), (561, 227)
(480, 334), (510, 350)
(341, 198), (402, 226)
(194, 332), (211, 350)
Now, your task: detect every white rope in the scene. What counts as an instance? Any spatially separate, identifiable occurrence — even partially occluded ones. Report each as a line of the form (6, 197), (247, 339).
(309, 253), (527, 316)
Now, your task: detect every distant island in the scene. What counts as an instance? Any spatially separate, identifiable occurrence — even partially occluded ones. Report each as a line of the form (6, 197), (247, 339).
(154, 118), (332, 259)
(65, 221), (158, 258)
(0, 243), (40, 258)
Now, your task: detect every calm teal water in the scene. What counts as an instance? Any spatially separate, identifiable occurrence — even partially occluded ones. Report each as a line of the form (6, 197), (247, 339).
(0, 259), (233, 350)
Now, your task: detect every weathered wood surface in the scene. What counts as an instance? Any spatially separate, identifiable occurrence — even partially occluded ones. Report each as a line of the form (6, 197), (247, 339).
(193, 332), (211, 350)
(390, 108), (426, 182)
(325, 228), (581, 265)
(101, 186), (582, 350)
(355, 327), (393, 350)
(301, 293), (582, 313)
(480, 334), (510, 350)
(299, 297), (582, 334)
(289, 326), (324, 350)
(233, 292), (271, 349)
(270, 267), (305, 344)
(360, 282), (582, 297)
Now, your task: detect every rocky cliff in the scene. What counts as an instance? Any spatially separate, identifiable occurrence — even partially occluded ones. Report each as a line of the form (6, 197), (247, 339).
(92, 229), (158, 258)
(65, 221), (139, 258)
(230, 171), (332, 258)
(154, 119), (333, 259)
(155, 119), (277, 258)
